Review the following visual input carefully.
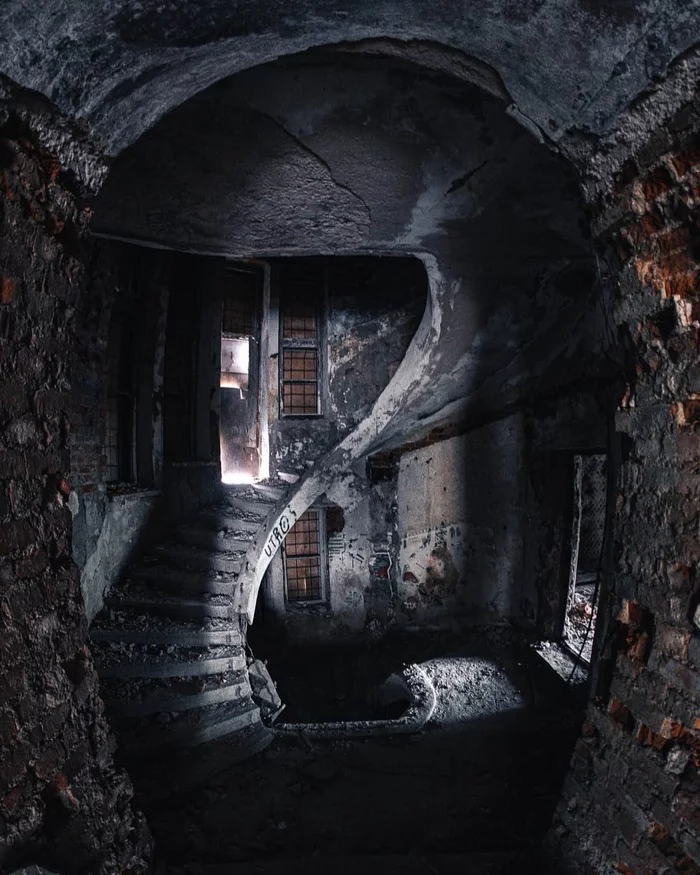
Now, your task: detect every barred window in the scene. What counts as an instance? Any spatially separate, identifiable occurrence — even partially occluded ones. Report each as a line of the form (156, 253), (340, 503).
(283, 509), (325, 602)
(222, 269), (257, 336)
(280, 285), (321, 416)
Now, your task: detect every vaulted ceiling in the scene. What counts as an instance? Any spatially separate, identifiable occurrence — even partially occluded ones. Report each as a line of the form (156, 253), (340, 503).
(1, 0), (699, 156)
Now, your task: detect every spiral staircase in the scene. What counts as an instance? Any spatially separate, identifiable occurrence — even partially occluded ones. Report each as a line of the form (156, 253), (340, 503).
(91, 262), (450, 765)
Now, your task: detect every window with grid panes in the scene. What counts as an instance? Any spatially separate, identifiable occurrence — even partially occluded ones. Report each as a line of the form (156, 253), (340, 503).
(280, 287), (321, 416)
(222, 274), (256, 336)
(283, 509), (325, 602)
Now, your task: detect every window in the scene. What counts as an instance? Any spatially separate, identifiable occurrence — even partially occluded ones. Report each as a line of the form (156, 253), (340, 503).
(222, 274), (256, 336)
(280, 280), (322, 416)
(105, 314), (134, 483)
(283, 509), (326, 602)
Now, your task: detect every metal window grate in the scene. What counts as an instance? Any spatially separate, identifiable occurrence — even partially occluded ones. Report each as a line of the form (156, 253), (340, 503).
(283, 304), (317, 340)
(281, 300), (320, 415)
(222, 271), (257, 336)
(284, 510), (322, 601)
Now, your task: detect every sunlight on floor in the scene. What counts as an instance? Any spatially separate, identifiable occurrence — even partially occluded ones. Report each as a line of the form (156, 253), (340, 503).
(221, 471), (256, 485)
(421, 655), (527, 728)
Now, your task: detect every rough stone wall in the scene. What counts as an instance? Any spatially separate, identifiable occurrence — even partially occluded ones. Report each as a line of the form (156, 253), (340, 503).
(0, 126), (149, 872)
(551, 103), (700, 874)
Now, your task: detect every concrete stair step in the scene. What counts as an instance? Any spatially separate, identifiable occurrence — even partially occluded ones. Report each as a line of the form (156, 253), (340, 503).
(175, 526), (253, 554)
(90, 612), (243, 647)
(198, 510), (262, 534)
(222, 494), (275, 516)
(103, 670), (252, 718)
(129, 563), (236, 595)
(95, 651), (247, 680)
(91, 627), (245, 647)
(152, 543), (243, 574)
(251, 483), (287, 502)
(116, 698), (263, 751)
(104, 593), (234, 622)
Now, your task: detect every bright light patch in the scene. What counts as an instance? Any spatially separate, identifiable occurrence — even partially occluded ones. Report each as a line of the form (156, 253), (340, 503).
(221, 470), (255, 485)
(421, 655), (526, 729)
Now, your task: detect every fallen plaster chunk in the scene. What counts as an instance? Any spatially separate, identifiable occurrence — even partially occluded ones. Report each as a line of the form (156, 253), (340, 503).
(249, 658), (284, 721)
(278, 471), (300, 484)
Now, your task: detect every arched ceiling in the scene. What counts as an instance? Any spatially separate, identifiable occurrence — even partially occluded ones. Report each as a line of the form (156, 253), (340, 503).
(93, 50), (601, 441)
(93, 51), (590, 260)
(0, 1), (699, 157)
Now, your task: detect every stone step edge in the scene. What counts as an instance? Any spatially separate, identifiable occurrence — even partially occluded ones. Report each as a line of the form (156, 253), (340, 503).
(90, 628), (244, 646)
(106, 673), (252, 718)
(117, 700), (262, 751)
(197, 512), (262, 533)
(104, 596), (234, 619)
(175, 528), (254, 552)
(151, 546), (242, 573)
(129, 567), (237, 592)
(96, 652), (246, 679)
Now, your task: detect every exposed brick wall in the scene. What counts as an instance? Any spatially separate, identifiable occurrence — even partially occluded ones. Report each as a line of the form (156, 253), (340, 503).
(0, 126), (150, 871)
(551, 101), (700, 874)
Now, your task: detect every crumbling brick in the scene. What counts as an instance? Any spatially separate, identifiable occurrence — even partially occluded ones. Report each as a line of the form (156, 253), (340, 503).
(0, 276), (16, 303)
(610, 698), (634, 730)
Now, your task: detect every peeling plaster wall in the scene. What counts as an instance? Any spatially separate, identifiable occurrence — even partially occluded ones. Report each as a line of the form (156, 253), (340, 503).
(268, 257), (426, 477)
(396, 416), (526, 628)
(262, 464), (399, 643)
(264, 414), (530, 644)
(73, 491), (159, 623)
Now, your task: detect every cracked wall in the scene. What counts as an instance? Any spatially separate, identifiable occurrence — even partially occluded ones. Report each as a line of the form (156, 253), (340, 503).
(267, 257), (426, 479)
(94, 52), (597, 449)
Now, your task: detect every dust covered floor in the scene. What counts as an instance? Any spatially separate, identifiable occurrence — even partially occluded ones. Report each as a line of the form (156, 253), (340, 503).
(129, 631), (585, 874)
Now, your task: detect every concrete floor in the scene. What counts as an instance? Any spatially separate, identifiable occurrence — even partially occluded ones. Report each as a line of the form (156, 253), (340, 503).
(128, 632), (583, 874)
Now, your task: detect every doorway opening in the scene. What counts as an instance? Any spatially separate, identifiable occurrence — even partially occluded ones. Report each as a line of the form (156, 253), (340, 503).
(220, 264), (267, 484)
(562, 453), (607, 663)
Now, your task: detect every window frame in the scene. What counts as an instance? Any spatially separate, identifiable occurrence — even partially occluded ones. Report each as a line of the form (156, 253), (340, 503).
(559, 452), (606, 665)
(282, 507), (328, 605)
(279, 275), (325, 418)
